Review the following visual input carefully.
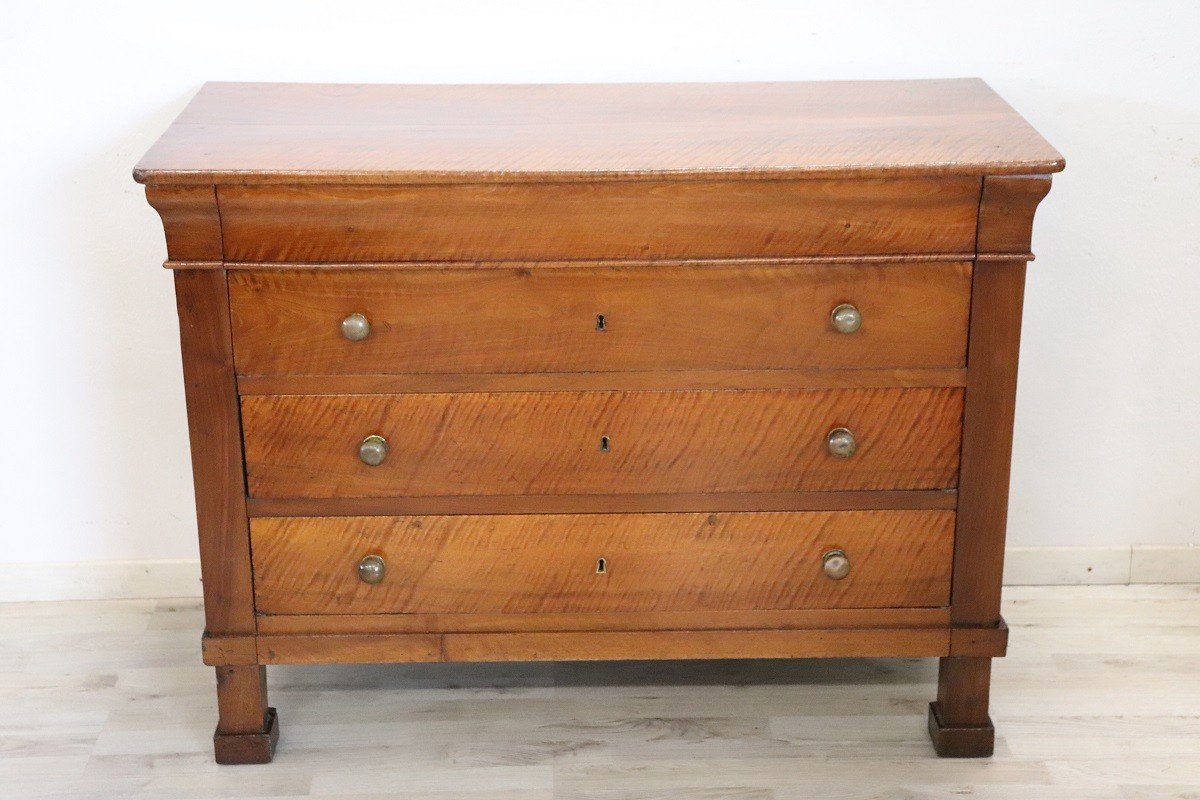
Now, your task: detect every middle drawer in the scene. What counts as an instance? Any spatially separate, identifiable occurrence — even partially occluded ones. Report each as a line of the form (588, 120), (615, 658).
(242, 387), (964, 498)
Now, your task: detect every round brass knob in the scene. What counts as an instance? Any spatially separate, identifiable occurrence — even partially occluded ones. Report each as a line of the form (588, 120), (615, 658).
(830, 303), (862, 334)
(358, 435), (390, 466)
(341, 313), (372, 341)
(826, 427), (857, 458)
(357, 555), (386, 584)
(822, 549), (851, 580)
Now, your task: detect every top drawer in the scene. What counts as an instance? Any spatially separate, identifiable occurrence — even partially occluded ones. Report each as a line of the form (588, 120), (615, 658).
(230, 262), (971, 376)
(216, 177), (980, 263)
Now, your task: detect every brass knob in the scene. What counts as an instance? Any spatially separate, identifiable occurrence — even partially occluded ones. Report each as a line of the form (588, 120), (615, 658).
(822, 549), (850, 580)
(357, 555), (386, 584)
(831, 303), (862, 334)
(358, 435), (390, 466)
(341, 313), (372, 341)
(826, 427), (857, 458)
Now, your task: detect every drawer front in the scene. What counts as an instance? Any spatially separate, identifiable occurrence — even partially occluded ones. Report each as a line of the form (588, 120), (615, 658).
(242, 387), (963, 498)
(217, 177), (980, 262)
(230, 263), (971, 376)
(251, 510), (955, 615)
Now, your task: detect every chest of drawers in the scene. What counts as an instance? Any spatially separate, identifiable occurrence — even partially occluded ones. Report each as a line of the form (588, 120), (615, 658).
(135, 79), (1062, 763)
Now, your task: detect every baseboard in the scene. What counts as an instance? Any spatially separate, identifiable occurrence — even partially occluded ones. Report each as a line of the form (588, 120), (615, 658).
(1004, 545), (1200, 585)
(0, 559), (202, 603)
(0, 547), (1196, 603)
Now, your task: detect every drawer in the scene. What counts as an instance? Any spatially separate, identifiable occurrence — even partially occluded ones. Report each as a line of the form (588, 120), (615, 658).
(217, 177), (980, 263)
(241, 387), (963, 498)
(229, 262), (971, 376)
(250, 510), (955, 615)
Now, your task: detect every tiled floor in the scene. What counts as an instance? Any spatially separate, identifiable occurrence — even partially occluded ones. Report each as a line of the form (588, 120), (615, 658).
(1, 585), (1197, 799)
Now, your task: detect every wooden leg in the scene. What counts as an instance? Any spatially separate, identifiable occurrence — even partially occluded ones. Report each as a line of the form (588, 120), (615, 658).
(927, 656), (995, 757)
(213, 665), (279, 764)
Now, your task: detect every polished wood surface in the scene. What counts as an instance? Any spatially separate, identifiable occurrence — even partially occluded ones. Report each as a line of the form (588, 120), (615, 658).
(137, 79), (1060, 762)
(976, 174), (1054, 253)
(255, 606), (952, 635)
(217, 177), (980, 262)
(133, 79), (1063, 185)
(145, 185), (223, 261)
(251, 510), (954, 615)
(241, 388), (964, 498)
(212, 665), (276, 764)
(229, 263), (971, 375)
(236, 367), (969, 396)
(258, 628), (954, 665)
(246, 489), (958, 518)
(949, 266), (1025, 618)
(173, 270), (254, 636)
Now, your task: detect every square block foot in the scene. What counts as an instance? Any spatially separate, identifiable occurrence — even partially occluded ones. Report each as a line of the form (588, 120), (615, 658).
(214, 707), (279, 764)
(927, 702), (994, 757)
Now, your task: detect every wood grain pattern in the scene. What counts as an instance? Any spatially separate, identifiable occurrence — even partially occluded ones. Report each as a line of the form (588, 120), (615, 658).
(173, 270), (255, 636)
(234, 369), (964, 398)
(930, 656), (995, 756)
(951, 260), (1028, 626)
(217, 177), (981, 262)
(236, 368), (969, 396)
(133, 79), (1063, 185)
(250, 510), (954, 615)
(214, 665), (268, 734)
(246, 489), (959, 518)
(202, 633), (257, 666)
(212, 665), (276, 764)
(977, 175), (1054, 254)
(134, 80), (1062, 762)
(257, 628), (953, 664)
(949, 621), (1009, 657)
(255, 606), (952, 635)
(229, 263), (971, 375)
(937, 174), (1052, 755)
(241, 387), (964, 498)
(145, 186), (222, 261)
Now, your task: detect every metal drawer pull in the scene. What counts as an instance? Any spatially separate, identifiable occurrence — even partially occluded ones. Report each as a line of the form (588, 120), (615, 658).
(358, 435), (390, 466)
(830, 303), (862, 334)
(341, 312), (372, 341)
(357, 555), (386, 584)
(822, 549), (850, 580)
(826, 427), (857, 458)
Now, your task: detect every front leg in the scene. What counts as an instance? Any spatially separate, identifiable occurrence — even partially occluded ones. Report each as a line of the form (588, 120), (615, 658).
(213, 665), (279, 764)
(927, 656), (994, 757)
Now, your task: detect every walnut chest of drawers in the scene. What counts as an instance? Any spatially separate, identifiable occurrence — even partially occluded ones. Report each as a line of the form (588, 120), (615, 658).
(135, 79), (1062, 763)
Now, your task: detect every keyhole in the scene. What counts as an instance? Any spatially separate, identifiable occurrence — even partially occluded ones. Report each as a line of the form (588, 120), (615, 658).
(596, 314), (607, 331)
(596, 558), (607, 574)
(600, 436), (610, 452)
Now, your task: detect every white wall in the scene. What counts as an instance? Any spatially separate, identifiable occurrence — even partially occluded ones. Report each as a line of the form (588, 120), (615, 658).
(2, 1), (1198, 568)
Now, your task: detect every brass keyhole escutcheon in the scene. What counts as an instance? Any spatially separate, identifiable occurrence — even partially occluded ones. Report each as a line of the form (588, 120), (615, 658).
(595, 557), (607, 574)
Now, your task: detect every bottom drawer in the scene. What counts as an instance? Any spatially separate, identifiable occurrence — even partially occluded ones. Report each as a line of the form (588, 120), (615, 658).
(251, 511), (953, 615)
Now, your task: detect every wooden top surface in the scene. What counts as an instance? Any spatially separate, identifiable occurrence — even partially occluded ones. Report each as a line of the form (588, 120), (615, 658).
(133, 79), (1063, 185)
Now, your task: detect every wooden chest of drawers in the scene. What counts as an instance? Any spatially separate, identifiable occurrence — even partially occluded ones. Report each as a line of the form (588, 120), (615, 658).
(135, 79), (1062, 763)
